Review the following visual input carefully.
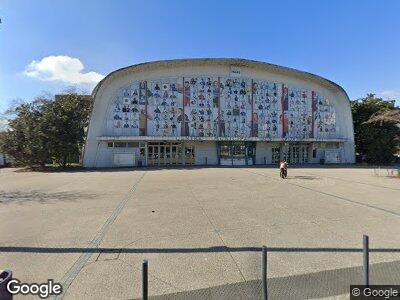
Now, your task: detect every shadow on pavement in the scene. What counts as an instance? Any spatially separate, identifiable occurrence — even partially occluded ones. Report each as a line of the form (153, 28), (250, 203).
(143, 260), (400, 300)
(1, 245), (399, 254)
(0, 190), (98, 204)
(2, 246), (399, 299)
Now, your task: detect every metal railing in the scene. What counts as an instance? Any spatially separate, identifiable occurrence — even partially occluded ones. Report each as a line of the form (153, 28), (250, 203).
(140, 235), (374, 300)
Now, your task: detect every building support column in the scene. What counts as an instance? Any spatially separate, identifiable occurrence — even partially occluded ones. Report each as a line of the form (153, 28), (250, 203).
(145, 141), (148, 166)
(182, 141), (186, 165)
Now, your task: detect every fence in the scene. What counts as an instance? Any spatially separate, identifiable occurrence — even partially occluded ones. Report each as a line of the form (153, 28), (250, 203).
(1, 235), (398, 299)
(373, 166), (400, 177)
(138, 235), (391, 300)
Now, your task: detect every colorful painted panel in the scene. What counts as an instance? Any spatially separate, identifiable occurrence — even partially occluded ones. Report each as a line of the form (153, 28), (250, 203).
(314, 93), (337, 138)
(219, 77), (252, 138)
(110, 81), (147, 135)
(252, 80), (282, 139)
(183, 77), (219, 137)
(286, 87), (313, 139)
(147, 79), (183, 137)
(107, 76), (337, 140)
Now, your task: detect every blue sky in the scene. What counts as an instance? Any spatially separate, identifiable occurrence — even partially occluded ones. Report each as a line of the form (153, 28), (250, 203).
(1, 0), (399, 113)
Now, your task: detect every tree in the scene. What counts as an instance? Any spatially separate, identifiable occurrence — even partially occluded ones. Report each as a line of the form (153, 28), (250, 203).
(0, 115), (7, 132)
(365, 108), (400, 124)
(0, 92), (92, 168)
(351, 94), (400, 164)
(0, 99), (50, 167)
(43, 93), (92, 167)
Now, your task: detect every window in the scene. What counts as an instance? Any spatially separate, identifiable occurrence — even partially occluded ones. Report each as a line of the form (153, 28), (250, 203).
(301, 147), (309, 163)
(220, 145), (231, 159)
(127, 142), (139, 148)
(114, 142), (126, 148)
(312, 149), (317, 158)
(272, 147), (280, 164)
(107, 142), (113, 148)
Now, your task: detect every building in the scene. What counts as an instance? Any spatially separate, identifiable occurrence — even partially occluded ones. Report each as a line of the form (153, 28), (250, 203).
(83, 58), (355, 167)
(0, 154), (9, 167)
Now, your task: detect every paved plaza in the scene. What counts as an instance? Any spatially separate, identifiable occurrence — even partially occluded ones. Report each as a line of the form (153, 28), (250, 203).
(1, 166), (399, 299)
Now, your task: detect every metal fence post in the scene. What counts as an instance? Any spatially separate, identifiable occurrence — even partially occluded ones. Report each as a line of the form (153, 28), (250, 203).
(262, 246), (268, 300)
(0, 269), (13, 300)
(363, 235), (369, 286)
(142, 260), (148, 300)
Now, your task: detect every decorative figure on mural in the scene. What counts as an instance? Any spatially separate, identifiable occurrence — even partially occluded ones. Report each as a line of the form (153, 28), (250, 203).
(139, 109), (152, 136)
(216, 112), (225, 137)
(252, 112), (258, 137)
(177, 108), (189, 136)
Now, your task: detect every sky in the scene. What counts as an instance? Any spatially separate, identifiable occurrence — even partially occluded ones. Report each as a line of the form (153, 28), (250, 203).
(1, 0), (399, 114)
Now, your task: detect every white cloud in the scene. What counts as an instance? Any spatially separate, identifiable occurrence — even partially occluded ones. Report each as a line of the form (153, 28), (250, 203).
(380, 90), (400, 99)
(24, 55), (104, 85)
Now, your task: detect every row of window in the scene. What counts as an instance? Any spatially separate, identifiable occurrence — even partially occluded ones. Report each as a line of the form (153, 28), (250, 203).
(107, 142), (142, 148)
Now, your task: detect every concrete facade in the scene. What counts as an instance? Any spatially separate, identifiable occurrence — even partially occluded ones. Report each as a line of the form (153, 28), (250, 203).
(83, 59), (355, 167)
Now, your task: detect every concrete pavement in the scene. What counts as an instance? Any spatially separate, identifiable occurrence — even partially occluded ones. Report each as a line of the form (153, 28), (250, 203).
(0, 167), (399, 299)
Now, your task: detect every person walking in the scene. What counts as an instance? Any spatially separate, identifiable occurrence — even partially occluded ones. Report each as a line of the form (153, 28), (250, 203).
(280, 160), (288, 178)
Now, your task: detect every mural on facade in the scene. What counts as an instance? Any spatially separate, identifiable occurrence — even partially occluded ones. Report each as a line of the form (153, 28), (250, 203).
(313, 92), (337, 138)
(146, 78), (183, 137)
(110, 81), (147, 135)
(109, 76), (337, 140)
(183, 77), (219, 137)
(252, 80), (282, 139)
(285, 87), (313, 139)
(219, 77), (252, 138)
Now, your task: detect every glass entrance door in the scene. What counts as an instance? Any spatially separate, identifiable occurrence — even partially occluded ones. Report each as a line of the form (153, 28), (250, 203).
(291, 146), (300, 164)
(284, 145), (308, 164)
(159, 145), (165, 165)
(147, 142), (188, 166)
(150, 145), (159, 166)
(232, 142), (246, 165)
(218, 142), (255, 166)
(300, 146), (309, 164)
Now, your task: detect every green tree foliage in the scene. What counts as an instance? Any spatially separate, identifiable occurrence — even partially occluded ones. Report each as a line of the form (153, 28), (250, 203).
(43, 93), (92, 167)
(0, 99), (50, 166)
(0, 92), (92, 168)
(351, 94), (399, 164)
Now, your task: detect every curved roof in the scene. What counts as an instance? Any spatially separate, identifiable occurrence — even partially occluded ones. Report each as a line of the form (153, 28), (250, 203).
(92, 58), (349, 100)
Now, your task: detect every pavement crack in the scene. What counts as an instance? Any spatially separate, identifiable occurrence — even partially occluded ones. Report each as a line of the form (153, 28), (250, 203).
(188, 185), (247, 283)
(117, 257), (183, 292)
(55, 171), (147, 299)
(243, 169), (400, 219)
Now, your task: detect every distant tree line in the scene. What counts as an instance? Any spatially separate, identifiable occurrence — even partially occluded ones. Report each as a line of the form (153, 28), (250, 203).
(0, 92), (92, 168)
(0, 91), (399, 168)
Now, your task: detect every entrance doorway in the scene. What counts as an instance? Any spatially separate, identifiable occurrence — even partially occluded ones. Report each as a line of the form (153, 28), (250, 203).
(283, 145), (309, 164)
(219, 141), (256, 166)
(147, 142), (194, 166)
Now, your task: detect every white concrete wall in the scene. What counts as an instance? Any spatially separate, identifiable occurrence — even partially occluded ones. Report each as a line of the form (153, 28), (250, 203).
(255, 142), (270, 164)
(93, 142), (139, 168)
(83, 60), (355, 167)
(194, 141), (218, 165)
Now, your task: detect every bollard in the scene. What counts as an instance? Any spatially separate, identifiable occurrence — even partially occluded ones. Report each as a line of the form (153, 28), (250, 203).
(262, 246), (268, 300)
(363, 235), (369, 286)
(142, 260), (148, 300)
(0, 269), (13, 300)
(205, 157), (208, 166)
